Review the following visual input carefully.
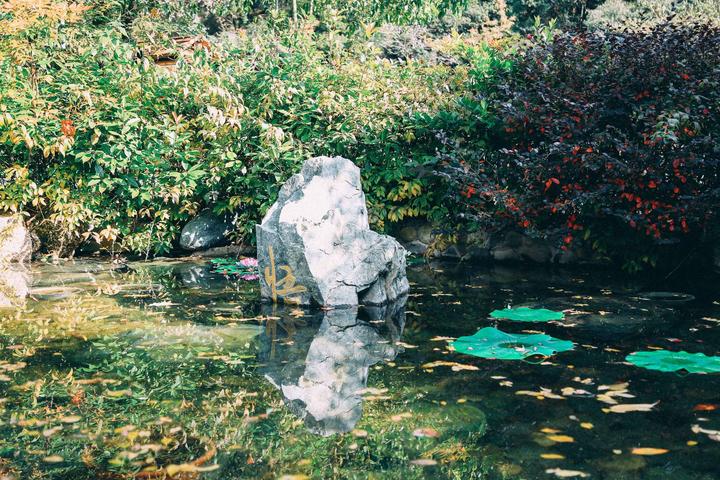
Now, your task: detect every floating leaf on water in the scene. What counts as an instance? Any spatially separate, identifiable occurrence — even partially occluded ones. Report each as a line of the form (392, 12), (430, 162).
(580, 422), (594, 430)
(60, 415), (81, 424)
(545, 467), (589, 478)
(105, 389), (133, 398)
(390, 412), (412, 422)
(693, 404), (717, 411)
(631, 447), (669, 455)
(209, 257), (259, 278)
(42, 455), (64, 463)
(490, 307), (565, 322)
(516, 388), (565, 400)
(42, 426), (63, 437)
(421, 361), (479, 372)
(561, 387), (592, 397)
(626, 350), (720, 374)
(413, 428), (440, 438)
(691, 424), (720, 436)
(541, 453), (565, 460)
(547, 435), (574, 443)
(452, 327), (574, 360)
(606, 402), (658, 413)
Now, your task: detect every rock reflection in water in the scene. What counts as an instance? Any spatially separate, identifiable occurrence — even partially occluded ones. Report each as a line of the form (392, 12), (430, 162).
(260, 298), (406, 436)
(0, 265), (29, 308)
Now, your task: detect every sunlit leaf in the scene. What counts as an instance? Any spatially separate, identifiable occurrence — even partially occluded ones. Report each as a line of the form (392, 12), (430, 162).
(631, 447), (669, 455)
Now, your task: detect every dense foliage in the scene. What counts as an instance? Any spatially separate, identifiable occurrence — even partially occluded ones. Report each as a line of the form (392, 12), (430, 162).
(1, 0), (719, 269)
(0, 2), (468, 255)
(441, 24), (720, 269)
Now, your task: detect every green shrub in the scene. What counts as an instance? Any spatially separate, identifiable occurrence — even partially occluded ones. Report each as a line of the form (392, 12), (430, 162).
(438, 24), (720, 271)
(0, 3), (465, 255)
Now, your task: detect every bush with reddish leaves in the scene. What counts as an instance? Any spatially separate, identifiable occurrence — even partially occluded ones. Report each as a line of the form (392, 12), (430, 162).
(441, 24), (720, 270)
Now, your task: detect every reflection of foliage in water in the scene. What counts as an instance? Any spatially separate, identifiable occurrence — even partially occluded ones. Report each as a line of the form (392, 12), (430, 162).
(0, 262), (497, 479)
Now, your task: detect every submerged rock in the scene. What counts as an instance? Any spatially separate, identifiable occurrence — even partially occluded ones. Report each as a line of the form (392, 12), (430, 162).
(256, 156), (409, 307)
(179, 209), (233, 251)
(0, 216), (32, 264)
(261, 299), (406, 435)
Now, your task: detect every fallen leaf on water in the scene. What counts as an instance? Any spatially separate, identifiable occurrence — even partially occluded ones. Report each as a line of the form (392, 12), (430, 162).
(390, 412), (412, 422)
(545, 467), (589, 478)
(357, 387), (388, 396)
(430, 336), (455, 342)
(413, 428), (440, 438)
(421, 361), (479, 372)
(687, 441), (698, 446)
(42, 455), (64, 463)
(43, 426), (63, 437)
(598, 382), (629, 391)
(280, 475), (309, 480)
(60, 415), (81, 424)
(541, 428), (561, 434)
(607, 402), (658, 413)
(395, 342), (417, 349)
(166, 463), (219, 476)
(561, 387), (592, 397)
(105, 389), (133, 398)
(76, 377), (120, 385)
(547, 435), (574, 443)
(580, 422), (594, 429)
(540, 453), (565, 460)
(516, 388), (565, 400)
(597, 394), (619, 405)
(631, 447), (668, 455)
(693, 404), (717, 411)
(691, 424), (720, 435)
(352, 429), (368, 438)
(410, 459), (438, 466)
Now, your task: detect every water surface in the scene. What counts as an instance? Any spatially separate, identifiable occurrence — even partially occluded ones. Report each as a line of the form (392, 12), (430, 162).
(0, 259), (718, 479)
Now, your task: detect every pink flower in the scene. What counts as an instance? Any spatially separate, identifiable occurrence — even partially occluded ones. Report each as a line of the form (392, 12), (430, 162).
(239, 257), (258, 267)
(240, 274), (259, 281)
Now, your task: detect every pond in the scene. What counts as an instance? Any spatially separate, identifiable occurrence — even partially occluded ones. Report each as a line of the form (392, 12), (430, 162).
(0, 258), (719, 479)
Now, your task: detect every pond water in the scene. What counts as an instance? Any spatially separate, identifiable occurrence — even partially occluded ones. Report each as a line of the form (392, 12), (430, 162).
(0, 259), (719, 479)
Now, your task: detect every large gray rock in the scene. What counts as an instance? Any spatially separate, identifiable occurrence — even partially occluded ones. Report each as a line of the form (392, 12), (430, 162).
(179, 209), (233, 251)
(256, 156), (409, 307)
(0, 216), (32, 264)
(261, 300), (405, 435)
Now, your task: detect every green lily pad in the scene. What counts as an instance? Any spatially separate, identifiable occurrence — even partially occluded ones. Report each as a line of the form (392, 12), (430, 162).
(452, 327), (574, 360)
(209, 257), (259, 279)
(490, 307), (565, 322)
(626, 350), (720, 374)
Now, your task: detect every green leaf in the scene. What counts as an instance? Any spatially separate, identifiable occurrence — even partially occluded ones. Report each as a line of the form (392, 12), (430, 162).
(489, 307), (565, 322)
(452, 327), (574, 360)
(626, 350), (720, 374)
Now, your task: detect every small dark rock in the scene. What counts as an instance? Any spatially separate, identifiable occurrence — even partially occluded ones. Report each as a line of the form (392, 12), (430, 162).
(179, 209), (234, 251)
